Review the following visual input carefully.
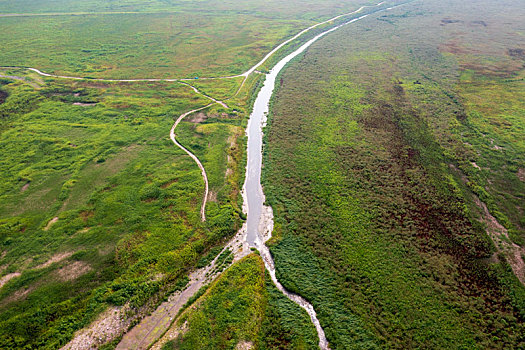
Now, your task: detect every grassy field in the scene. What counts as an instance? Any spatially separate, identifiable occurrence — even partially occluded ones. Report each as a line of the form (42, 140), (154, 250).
(263, 0), (525, 348)
(2, 0), (523, 348)
(0, 0), (379, 79)
(0, 0), (379, 347)
(161, 254), (318, 350)
(0, 66), (246, 348)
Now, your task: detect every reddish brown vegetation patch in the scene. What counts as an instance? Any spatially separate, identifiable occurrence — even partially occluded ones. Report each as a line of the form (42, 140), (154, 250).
(161, 179), (178, 189)
(79, 210), (94, 222)
(0, 90), (7, 104)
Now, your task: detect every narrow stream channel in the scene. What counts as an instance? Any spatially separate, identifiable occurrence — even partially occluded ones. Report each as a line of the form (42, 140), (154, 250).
(243, 3), (403, 349)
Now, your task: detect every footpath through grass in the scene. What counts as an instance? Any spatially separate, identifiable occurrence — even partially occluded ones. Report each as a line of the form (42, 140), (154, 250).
(0, 69), (245, 348)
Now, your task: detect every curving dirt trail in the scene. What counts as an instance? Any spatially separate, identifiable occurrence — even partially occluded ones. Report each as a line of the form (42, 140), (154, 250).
(170, 83), (229, 221)
(170, 104), (212, 222)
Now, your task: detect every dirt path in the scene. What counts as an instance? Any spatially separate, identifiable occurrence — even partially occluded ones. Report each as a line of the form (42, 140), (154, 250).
(0, 272), (21, 289)
(170, 82), (230, 221)
(117, 219), (251, 350)
(0, 73), (41, 88)
(170, 104), (212, 222)
(0, 66), (242, 83)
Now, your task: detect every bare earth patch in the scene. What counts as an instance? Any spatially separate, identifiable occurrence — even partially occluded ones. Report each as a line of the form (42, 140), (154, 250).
(20, 182), (30, 192)
(518, 168), (525, 182)
(73, 102), (97, 106)
(236, 340), (254, 350)
(207, 190), (217, 202)
(62, 295), (170, 350)
(473, 196), (525, 285)
(44, 216), (59, 231)
(0, 285), (35, 307)
(0, 272), (21, 289)
(35, 251), (73, 270)
(61, 306), (128, 350)
(54, 261), (92, 281)
(188, 112), (207, 123)
(148, 319), (189, 350)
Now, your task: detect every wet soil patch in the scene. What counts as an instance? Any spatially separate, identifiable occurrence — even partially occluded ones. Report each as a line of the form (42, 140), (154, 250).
(507, 48), (525, 59)
(0, 90), (7, 104)
(440, 18), (463, 25)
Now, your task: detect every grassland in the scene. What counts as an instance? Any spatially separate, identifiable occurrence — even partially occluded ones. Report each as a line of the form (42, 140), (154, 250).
(262, 0), (525, 348)
(0, 0), (384, 347)
(2, 0), (523, 348)
(0, 0), (380, 79)
(0, 67), (246, 348)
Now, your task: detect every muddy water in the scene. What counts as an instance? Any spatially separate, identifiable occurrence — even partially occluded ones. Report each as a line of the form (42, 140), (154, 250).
(243, 4), (403, 350)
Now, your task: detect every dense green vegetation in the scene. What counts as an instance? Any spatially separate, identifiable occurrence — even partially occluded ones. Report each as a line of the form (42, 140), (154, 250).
(0, 68), (244, 348)
(1, 0), (523, 348)
(1, 0), (378, 343)
(1, 0), (362, 344)
(263, 0), (525, 348)
(162, 254), (318, 350)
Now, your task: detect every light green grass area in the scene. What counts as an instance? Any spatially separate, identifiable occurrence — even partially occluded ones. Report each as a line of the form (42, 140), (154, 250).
(0, 70), (243, 348)
(0, 0), (378, 79)
(190, 77), (244, 101)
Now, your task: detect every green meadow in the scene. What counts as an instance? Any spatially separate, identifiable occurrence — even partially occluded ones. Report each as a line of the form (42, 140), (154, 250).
(0, 69), (245, 348)
(1, 0), (524, 348)
(262, 0), (525, 348)
(0, 0), (379, 79)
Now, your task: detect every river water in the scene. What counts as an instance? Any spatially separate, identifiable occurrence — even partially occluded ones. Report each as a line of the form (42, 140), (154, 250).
(245, 11), (379, 245)
(243, 3), (403, 349)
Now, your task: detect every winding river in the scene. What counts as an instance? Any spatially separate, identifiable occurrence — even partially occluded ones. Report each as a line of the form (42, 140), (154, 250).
(3, 2), (403, 348)
(243, 3), (404, 349)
